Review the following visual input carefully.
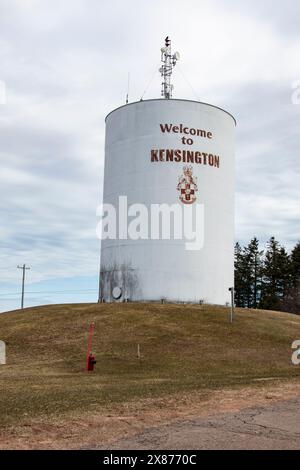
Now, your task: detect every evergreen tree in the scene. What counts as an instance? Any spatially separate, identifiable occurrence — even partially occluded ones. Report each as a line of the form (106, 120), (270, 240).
(280, 241), (300, 314)
(260, 237), (292, 310)
(290, 241), (300, 287)
(234, 238), (263, 308)
(281, 281), (300, 315)
(246, 237), (263, 308)
(234, 242), (245, 307)
(234, 237), (300, 312)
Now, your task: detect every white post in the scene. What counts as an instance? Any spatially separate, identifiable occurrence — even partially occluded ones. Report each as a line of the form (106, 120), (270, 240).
(0, 341), (6, 365)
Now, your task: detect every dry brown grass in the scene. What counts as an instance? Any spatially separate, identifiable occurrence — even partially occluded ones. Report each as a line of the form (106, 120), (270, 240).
(0, 302), (299, 443)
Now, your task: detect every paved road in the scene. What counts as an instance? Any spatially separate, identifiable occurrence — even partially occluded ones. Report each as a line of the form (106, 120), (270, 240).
(103, 397), (300, 450)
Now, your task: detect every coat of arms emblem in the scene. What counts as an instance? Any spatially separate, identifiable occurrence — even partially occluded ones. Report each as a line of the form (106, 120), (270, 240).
(177, 165), (198, 204)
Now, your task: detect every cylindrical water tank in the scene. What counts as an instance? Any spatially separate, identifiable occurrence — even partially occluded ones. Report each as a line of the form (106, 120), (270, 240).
(100, 99), (236, 304)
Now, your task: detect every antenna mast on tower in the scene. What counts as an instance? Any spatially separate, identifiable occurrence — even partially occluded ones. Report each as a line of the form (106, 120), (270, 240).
(160, 36), (180, 99)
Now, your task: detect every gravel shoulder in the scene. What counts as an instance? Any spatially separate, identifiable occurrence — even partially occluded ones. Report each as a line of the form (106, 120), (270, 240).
(103, 396), (300, 450)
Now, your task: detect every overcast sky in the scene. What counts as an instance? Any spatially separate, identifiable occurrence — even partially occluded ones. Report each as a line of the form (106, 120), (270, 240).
(0, 0), (299, 311)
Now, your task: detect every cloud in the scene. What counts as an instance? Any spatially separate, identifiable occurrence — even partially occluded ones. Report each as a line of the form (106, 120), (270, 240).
(0, 0), (299, 310)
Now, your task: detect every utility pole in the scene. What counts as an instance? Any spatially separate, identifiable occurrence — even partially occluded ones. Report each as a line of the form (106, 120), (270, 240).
(17, 264), (30, 309)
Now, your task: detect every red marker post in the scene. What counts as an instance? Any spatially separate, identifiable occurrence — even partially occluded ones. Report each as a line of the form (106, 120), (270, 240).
(86, 322), (95, 372)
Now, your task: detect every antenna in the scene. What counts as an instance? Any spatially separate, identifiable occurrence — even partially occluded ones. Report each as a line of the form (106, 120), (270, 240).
(126, 72), (130, 104)
(160, 36), (180, 99)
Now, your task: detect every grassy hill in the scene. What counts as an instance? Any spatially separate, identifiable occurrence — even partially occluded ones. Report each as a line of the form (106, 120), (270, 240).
(0, 302), (299, 429)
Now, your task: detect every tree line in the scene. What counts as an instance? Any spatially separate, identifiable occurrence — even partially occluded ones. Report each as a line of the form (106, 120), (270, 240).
(234, 237), (300, 314)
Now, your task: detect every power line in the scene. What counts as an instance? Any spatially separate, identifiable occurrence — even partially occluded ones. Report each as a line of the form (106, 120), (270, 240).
(177, 64), (201, 101)
(140, 66), (160, 100)
(0, 288), (98, 297)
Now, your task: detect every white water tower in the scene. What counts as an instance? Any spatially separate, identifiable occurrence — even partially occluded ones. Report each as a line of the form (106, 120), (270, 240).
(99, 37), (236, 305)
